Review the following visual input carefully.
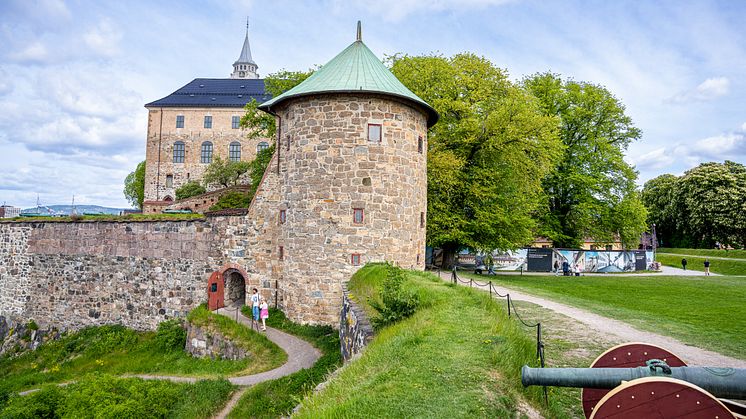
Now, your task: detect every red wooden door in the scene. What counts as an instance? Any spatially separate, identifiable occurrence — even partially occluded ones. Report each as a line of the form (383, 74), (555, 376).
(207, 271), (224, 310)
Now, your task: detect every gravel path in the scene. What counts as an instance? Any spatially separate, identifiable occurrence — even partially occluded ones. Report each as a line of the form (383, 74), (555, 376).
(660, 252), (746, 262)
(438, 271), (746, 368)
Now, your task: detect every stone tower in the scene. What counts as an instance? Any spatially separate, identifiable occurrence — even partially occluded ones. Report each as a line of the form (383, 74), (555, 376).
(258, 22), (438, 324)
(230, 19), (259, 79)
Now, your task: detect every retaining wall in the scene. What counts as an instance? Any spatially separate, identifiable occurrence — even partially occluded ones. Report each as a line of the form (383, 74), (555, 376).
(339, 283), (374, 361)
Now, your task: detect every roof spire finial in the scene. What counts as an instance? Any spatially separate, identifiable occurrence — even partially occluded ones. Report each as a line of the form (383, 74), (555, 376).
(356, 20), (362, 42)
(246, 16), (249, 35)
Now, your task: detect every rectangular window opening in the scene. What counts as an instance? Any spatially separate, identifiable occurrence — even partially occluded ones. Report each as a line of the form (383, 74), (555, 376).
(165, 174), (173, 188)
(173, 142), (185, 163)
(231, 116), (240, 129)
(279, 209), (286, 224)
(351, 254), (361, 266)
(353, 208), (364, 224)
(279, 246), (284, 260)
(176, 115), (184, 129)
(368, 124), (382, 142)
(418, 136), (423, 154)
(204, 115), (212, 129)
(420, 212), (425, 228)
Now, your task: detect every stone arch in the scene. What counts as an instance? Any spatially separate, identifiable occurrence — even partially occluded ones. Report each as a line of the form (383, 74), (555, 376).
(217, 263), (249, 308)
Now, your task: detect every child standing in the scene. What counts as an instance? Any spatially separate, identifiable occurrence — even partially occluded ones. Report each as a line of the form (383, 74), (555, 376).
(260, 297), (269, 331)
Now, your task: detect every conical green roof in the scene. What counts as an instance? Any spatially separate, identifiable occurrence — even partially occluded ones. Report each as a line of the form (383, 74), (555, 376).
(258, 24), (438, 127)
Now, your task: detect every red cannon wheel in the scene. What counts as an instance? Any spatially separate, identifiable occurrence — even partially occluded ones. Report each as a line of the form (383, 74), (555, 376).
(582, 342), (687, 418)
(589, 377), (734, 419)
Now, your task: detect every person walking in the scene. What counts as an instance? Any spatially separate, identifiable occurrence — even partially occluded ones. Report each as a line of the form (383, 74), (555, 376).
(250, 288), (261, 328)
(259, 297), (269, 331)
(681, 258), (687, 270)
(704, 259), (711, 276)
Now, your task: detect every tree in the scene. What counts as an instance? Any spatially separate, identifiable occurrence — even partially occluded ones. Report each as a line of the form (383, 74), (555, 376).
(523, 73), (646, 248)
(240, 70), (313, 140)
(123, 161), (145, 209)
(642, 174), (681, 247)
(175, 181), (206, 200)
(208, 143), (276, 210)
(390, 53), (563, 266)
(202, 156), (251, 189)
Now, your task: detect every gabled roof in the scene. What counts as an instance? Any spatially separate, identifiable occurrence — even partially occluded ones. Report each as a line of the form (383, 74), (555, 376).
(258, 23), (438, 127)
(145, 78), (270, 108)
(235, 31), (256, 65)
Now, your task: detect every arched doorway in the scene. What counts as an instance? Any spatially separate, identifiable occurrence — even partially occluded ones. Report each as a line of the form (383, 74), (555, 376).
(224, 270), (246, 307)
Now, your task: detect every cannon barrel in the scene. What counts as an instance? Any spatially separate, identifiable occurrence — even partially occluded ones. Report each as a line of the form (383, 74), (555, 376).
(522, 365), (746, 400)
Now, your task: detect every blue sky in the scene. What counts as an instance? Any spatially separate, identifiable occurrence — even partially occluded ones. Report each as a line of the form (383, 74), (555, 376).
(1, 0), (745, 208)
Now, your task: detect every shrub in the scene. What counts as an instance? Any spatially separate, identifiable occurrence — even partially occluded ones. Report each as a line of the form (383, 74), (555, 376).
(0, 385), (63, 418)
(26, 320), (39, 331)
(175, 181), (207, 200)
(209, 191), (250, 211)
(154, 319), (187, 352)
(369, 263), (419, 328)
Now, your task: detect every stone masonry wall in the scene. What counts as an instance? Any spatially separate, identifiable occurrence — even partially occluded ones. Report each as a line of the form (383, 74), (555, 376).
(275, 94), (428, 324)
(339, 283), (374, 362)
(185, 322), (249, 360)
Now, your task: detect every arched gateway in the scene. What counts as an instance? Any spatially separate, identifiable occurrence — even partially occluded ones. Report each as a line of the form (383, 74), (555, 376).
(207, 263), (249, 310)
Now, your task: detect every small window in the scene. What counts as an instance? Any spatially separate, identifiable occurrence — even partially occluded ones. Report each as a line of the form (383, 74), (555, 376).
(278, 246), (284, 260)
(279, 209), (286, 224)
(605, 245), (613, 251)
(257, 142), (269, 152)
(176, 115), (184, 128)
(201, 141), (213, 164)
(351, 254), (361, 266)
(231, 116), (240, 129)
(353, 208), (364, 224)
(590, 245), (598, 251)
(417, 253), (420, 264)
(420, 212), (425, 228)
(210, 283), (217, 292)
(166, 174), (173, 188)
(229, 142), (241, 162)
(418, 136), (423, 154)
(173, 141), (185, 163)
(204, 115), (212, 129)
(286, 135), (290, 151)
(368, 124), (381, 142)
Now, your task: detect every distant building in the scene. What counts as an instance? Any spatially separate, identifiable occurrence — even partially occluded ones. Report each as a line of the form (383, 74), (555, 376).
(0, 205), (21, 218)
(531, 236), (625, 251)
(142, 24), (271, 214)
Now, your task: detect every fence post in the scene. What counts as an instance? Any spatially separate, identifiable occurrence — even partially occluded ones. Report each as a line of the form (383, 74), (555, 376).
(507, 294), (511, 317)
(274, 279), (279, 309)
(470, 278), (473, 288)
(452, 266), (457, 284)
(536, 323), (542, 360)
(489, 281), (492, 298)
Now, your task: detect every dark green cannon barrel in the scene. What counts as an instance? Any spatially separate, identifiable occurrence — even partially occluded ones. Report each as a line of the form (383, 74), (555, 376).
(521, 365), (746, 400)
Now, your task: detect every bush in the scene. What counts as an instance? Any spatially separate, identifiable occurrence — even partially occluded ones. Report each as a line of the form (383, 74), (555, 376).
(154, 319), (186, 352)
(26, 320), (39, 331)
(209, 191), (250, 211)
(175, 181), (207, 200)
(0, 385), (63, 418)
(369, 263), (419, 328)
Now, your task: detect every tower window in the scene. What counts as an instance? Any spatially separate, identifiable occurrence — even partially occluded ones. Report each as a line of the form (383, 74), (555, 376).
(278, 246), (284, 260)
(229, 142), (241, 161)
(286, 135), (290, 151)
(173, 141), (185, 163)
(204, 115), (212, 129)
(257, 141), (269, 152)
(166, 175), (173, 188)
(279, 209), (286, 224)
(353, 208), (364, 224)
(418, 136), (423, 154)
(420, 212), (425, 228)
(232, 116), (240, 129)
(176, 115), (184, 128)
(201, 141), (213, 164)
(368, 124), (382, 142)
(351, 254), (361, 266)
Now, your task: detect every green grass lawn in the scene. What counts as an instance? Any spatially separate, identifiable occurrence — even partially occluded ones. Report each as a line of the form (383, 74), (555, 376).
(659, 247), (746, 259)
(229, 307), (342, 419)
(656, 253), (746, 275)
(0, 308), (285, 394)
(462, 272), (746, 359)
(293, 264), (570, 418)
(0, 373), (233, 418)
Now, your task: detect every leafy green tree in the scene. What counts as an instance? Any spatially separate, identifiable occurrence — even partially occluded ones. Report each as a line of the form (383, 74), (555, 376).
(202, 156), (251, 189)
(123, 161), (146, 209)
(642, 174), (682, 247)
(390, 54), (563, 265)
(523, 73), (646, 248)
(175, 181), (206, 200)
(208, 144), (276, 210)
(209, 191), (251, 211)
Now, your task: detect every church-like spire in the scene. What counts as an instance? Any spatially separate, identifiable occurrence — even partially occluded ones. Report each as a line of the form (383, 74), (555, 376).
(231, 18), (259, 79)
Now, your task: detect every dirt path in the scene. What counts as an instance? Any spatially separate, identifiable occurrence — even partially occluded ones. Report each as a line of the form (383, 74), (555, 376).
(660, 252), (746, 262)
(438, 271), (746, 368)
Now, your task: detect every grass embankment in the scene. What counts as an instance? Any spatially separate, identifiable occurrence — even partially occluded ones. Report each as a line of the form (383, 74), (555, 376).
(0, 308), (284, 394)
(230, 307), (341, 419)
(462, 272), (746, 359)
(187, 304), (287, 372)
(6, 213), (204, 222)
(656, 253), (746, 275)
(658, 247), (746, 259)
(294, 263), (566, 418)
(0, 373), (233, 418)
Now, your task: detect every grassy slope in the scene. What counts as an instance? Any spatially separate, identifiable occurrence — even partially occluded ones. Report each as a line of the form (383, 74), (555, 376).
(658, 248), (746, 259)
(229, 308), (341, 419)
(463, 272), (746, 359)
(295, 264), (567, 418)
(0, 374), (233, 418)
(656, 253), (746, 275)
(1, 309), (285, 393)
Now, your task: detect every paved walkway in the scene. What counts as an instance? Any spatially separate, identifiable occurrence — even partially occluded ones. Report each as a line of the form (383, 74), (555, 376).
(660, 252), (746, 262)
(438, 271), (746, 368)
(659, 264), (718, 276)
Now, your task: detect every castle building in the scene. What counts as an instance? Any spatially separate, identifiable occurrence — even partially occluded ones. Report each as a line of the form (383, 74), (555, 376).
(142, 25), (270, 214)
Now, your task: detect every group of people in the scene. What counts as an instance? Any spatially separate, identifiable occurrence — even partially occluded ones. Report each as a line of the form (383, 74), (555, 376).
(681, 258), (711, 275)
(554, 260), (581, 276)
(249, 288), (270, 331)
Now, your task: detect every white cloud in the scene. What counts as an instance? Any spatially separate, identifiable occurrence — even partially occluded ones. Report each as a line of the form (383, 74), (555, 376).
(669, 77), (730, 103)
(9, 41), (49, 63)
(630, 148), (675, 171)
(83, 18), (122, 57)
(332, 0), (515, 21)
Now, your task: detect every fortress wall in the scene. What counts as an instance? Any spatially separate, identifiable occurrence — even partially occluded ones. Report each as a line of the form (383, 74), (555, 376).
(0, 221), (222, 331)
(275, 94), (428, 325)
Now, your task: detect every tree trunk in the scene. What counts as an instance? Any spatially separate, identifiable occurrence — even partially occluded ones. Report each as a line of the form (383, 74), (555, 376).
(440, 243), (458, 270)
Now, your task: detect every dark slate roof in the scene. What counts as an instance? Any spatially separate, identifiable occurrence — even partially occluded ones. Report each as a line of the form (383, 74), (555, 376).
(145, 78), (271, 108)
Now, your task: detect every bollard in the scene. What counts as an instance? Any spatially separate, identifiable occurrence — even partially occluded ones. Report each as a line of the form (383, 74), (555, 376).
(507, 294), (511, 317)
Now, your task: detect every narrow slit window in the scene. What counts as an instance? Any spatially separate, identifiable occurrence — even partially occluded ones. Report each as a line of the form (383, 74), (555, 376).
(279, 209), (286, 224)
(353, 208), (364, 224)
(420, 212), (425, 228)
(368, 124), (382, 142)
(351, 254), (361, 266)
(418, 136), (423, 154)
(286, 135), (290, 151)
(279, 246), (284, 260)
